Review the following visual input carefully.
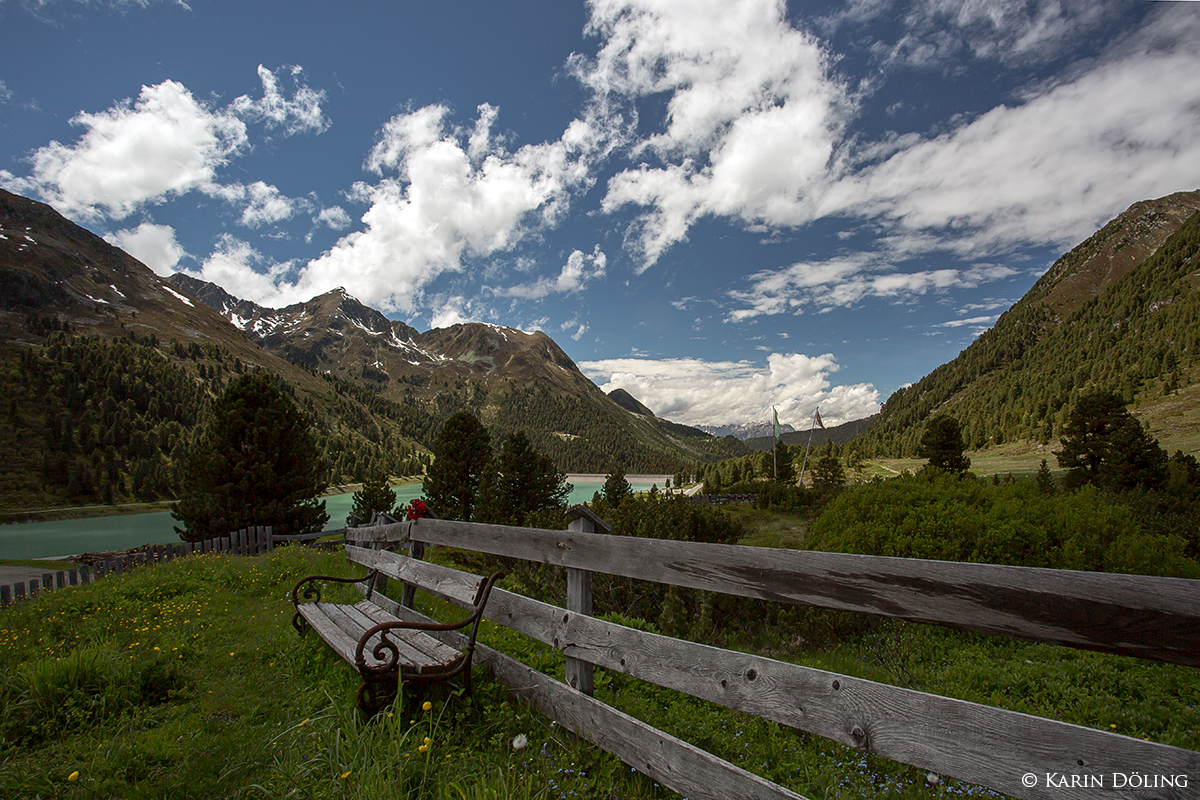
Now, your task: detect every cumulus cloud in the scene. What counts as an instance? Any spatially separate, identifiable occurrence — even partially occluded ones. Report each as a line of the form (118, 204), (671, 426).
(315, 205), (352, 230)
(5, 66), (328, 224)
(579, 352), (880, 427)
(582, 1), (1200, 272)
(578, 0), (850, 269)
(502, 245), (607, 299)
(230, 64), (330, 136)
(104, 222), (187, 275)
(175, 233), (303, 307)
(295, 103), (606, 314)
(10, 80), (246, 222)
(233, 180), (310, 227)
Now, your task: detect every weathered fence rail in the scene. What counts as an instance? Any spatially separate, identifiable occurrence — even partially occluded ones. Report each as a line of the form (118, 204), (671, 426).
(345, 514), (1199, 800)
(0, 525), (273, 607)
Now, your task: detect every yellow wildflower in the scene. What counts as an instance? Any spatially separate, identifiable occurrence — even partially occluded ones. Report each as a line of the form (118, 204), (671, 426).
(68, 771), (80, 782)
(422, 701), (432, 711)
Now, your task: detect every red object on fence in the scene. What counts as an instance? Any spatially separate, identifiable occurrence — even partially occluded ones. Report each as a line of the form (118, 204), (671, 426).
(406, 499), (428, 520)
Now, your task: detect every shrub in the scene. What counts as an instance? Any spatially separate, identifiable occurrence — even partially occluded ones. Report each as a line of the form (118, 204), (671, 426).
(807, 472), (1198, 576)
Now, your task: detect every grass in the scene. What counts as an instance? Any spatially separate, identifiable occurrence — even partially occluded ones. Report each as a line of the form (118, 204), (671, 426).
(2, 540), (1196, 799)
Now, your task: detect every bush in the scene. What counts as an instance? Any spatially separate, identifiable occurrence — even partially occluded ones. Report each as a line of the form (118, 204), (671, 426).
(807, 471), (1198, 577)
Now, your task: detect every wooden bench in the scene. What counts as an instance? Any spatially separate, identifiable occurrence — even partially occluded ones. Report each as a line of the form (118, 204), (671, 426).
(290, 547), (503, 712)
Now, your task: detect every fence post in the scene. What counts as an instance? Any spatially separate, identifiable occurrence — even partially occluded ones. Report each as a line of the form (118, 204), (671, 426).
(14, 583), (25, 602)
(69, 568), (79, 586)
(41, 573), (54, 593)
(564, 506), (610, 697)
(56, 571), (66, 589)
(1, 585), (11, 607)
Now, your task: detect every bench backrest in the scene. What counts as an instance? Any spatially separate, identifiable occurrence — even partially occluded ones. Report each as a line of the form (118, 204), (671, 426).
(345, 545), (502, 634)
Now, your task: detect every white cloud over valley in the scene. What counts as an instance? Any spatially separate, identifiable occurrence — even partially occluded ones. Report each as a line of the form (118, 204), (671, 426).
(580, 352), (880, 428)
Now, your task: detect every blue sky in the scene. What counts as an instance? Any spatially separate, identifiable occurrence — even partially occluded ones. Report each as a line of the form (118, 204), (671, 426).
(3, 0), (1199, 429)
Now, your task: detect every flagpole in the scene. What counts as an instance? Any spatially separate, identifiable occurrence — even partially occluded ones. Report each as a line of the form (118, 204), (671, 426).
(799, 407), (818, 486)
(772, 407), (779, 480)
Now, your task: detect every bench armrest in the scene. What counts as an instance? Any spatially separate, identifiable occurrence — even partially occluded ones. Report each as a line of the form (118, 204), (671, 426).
(290, 571), (373, 607)
(355, 571), (504, 678)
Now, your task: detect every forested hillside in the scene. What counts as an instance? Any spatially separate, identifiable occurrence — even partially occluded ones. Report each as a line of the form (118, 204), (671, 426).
(488, 383), (749, 474)
(857, 201), (1200, 457)
(0, 329), (434, 513)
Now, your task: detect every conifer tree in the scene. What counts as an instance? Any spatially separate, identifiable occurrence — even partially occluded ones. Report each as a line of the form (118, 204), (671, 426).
(918, 416), (971, 475)
(478, 431), (570, 526)
(424, 411), (492, 521)
(1056, 390), (1166, 490)
(810, 455), (846, 490)
(603, 467), (632, 506)
(349, 471), (397, 524)
(173, 372), (328, 541)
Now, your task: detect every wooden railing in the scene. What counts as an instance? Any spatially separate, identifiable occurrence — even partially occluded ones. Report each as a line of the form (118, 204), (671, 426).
(345, 512), (1199, 800)
(0, 526), (273, 607)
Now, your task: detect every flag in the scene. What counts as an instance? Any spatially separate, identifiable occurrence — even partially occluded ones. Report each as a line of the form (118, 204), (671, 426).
(815, 409), (825, 429)
(773, 407), (781, 440)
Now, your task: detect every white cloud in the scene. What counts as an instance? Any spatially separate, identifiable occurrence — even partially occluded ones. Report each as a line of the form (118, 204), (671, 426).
(818, 8), (1200, 256)
(104, 222), (187, 275)
(581, 0), (851, 269)
(583, 1), (1200, 272)
(235, 180), (308, 227)
(230, 65), (330, 137)
(175, 233), (303, 307)
(824, 0), (1130, 70)
(6, 67), (328, 224)
(429, 296), (486, 329)
(15, 80), (247, 222)
(316, 205), (352, 229)
(580, 352), (880, 427)
(296, 103), (604, 314)
(502, 245), (607, 299)
(727, 255), (1017, 320)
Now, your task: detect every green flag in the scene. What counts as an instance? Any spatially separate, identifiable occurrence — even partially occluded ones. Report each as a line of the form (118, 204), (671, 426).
(773, 407), (781, 439)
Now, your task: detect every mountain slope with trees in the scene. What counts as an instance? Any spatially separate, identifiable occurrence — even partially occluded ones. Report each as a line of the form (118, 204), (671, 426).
(0, 189), (741, 513)
(855, 191), (1200, 457)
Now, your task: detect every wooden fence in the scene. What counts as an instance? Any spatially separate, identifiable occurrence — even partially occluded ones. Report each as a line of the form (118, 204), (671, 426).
(345, 511), (1199, 800)
(0, 526), (273, 607)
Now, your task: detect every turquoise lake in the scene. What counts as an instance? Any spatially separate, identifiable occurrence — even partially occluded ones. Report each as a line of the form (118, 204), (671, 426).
(0, 479), (661, 560)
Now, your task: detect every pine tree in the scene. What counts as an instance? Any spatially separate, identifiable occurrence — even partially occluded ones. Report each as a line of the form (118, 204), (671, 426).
(424, 411), (492, 521)
(1056, 390), (1166, 490)
(478, 431), (570, 526)
(1035, 459), (1056, 494)
(349, 471), (397, 524)
(173, 372), (328, 541)
(603, 467), (633, 506)
(918, 416), (971, 475)
(810, 455), (846, 490)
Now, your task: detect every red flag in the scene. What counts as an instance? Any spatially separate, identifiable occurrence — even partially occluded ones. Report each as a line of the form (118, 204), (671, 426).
(815, 409), (825, 429)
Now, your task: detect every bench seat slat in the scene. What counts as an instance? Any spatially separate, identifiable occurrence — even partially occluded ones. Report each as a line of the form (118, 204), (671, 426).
(353, 601), (462, 665)
(341, 602), (451, 670)
(296, 603), (360, 665)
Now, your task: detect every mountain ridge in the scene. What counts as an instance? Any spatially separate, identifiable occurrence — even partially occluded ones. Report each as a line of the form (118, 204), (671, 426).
(856, 189), (1200, 457)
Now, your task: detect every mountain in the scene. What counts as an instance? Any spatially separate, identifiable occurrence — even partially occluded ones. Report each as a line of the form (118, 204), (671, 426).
(743, 415), (878, 452)
(169, 274), (750, 474)
(856, 190), (1200, 457)
(0, 189), (445, 512)
(608, 388), (656, 418)
(697, 421), (798, 441)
